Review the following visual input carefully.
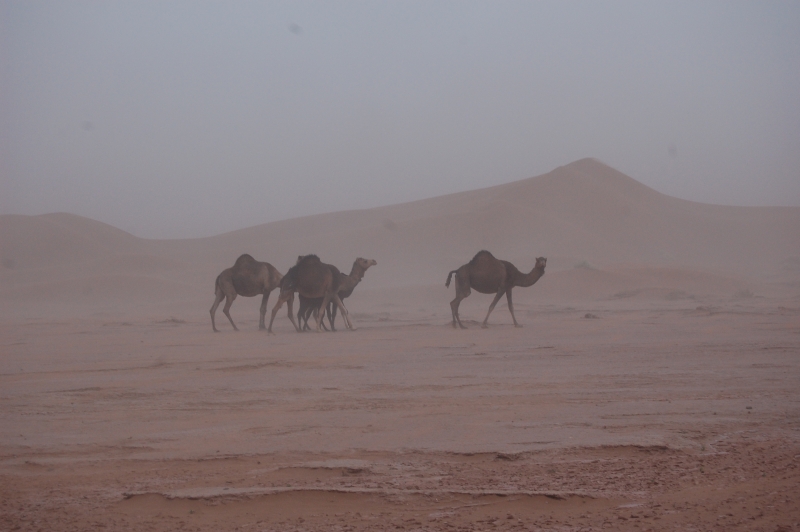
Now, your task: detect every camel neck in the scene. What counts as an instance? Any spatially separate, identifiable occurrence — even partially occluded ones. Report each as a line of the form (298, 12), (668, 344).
(349, 265), (366, 281)
(516, 266), (545, 287)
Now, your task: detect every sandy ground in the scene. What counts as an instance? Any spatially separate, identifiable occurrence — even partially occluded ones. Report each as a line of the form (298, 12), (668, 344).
(2, 291), (799, 531)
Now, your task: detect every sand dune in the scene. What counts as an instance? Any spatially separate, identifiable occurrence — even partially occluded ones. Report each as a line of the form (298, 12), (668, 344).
(190, 158), (799, 284)
(0, 212), (145, 270)
(2, 159), (797, 315)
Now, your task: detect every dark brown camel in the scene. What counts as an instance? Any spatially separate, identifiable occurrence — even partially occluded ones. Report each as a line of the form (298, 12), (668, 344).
(210, 254), (282, 332)
(297, 257), (377, 331)
(445, 250), (546, 329)
(267, 254), (354, 333)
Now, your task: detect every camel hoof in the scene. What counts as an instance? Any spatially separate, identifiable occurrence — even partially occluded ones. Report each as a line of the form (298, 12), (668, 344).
(481, 324), (489, 329)
(514, 324), (524, 328)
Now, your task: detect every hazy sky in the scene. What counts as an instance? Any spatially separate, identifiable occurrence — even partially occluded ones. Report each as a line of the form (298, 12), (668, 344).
(2, 1), (799, 238)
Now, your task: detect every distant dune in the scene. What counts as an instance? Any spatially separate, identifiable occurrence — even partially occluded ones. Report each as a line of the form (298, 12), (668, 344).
(2, 159), (799, 313)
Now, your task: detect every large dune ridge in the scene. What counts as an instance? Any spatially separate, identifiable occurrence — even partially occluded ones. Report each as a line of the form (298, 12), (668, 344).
(2, 158), (798, 317)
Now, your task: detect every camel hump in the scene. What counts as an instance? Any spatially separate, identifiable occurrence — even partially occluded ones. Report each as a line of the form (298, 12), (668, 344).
(469, 250), (495, 265)
(297, 254), (321, 266)
(234, 254), (257, 268)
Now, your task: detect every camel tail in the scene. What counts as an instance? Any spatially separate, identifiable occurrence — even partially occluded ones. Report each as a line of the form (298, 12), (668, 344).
(445, 270), (458, 288)
(214, 274), (222, 293)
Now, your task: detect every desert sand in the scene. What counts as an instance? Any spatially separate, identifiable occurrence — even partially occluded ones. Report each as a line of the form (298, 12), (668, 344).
(2, 159), (799, 531)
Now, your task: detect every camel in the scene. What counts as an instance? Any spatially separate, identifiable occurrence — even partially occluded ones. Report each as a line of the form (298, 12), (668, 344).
(445, 250), (546, 329)
(267, 254), (354, 333)
(210, 254), (282, 332)
(297, 258), (377, 331)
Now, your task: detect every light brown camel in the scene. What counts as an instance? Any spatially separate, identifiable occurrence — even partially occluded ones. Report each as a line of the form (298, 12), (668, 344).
(210, 254), (282, 332)
(267, 254), (354, 333)
(445, 250), (546, 329)
(297, 257), (377, 331)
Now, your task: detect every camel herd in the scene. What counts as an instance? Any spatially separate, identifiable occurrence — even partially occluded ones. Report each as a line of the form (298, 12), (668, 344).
(209, 254), (372, 333)
(210, 251), (546, 332)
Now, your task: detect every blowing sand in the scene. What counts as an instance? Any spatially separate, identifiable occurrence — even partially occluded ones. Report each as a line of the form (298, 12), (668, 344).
(2, 160), (799, 531)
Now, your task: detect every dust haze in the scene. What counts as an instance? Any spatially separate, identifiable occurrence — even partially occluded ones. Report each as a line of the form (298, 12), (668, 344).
(2, 3), (800, 531)
(2, 2), (800, 238)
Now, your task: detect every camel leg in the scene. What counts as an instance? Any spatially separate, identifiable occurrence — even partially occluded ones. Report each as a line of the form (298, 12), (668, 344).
(303, 302), (314, 331)
(481, 289), (506, 328)
(298, 299), (327, 331)
(450, 297), (463, 329)
(320, 305), (330, 331)
(258, 291), (271, 330)
(298, 300), (309, 331)
(332, 295), (354, 330)
(450, 282), (469, 329)
(299, 297), (318, 331)
(315, 294), (332, 332)
(285, 294), (300, 332)
(267, 295), (285, 333)
(222, 293), (238, 331)
(506, 289), (521, 327)
(308, 307), (328, 332)
(327, 301), (338, 331)
(209, 288), (226, 332)
(268, 292), (297, 333)
(303, 309), (313, 331)
(313, 306), (330, 331)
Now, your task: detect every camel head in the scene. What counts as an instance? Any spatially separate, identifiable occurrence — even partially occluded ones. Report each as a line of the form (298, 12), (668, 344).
(535, 257), (547, 270)
(349, 257), (377, 279)
(355, 257), (377, 270)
